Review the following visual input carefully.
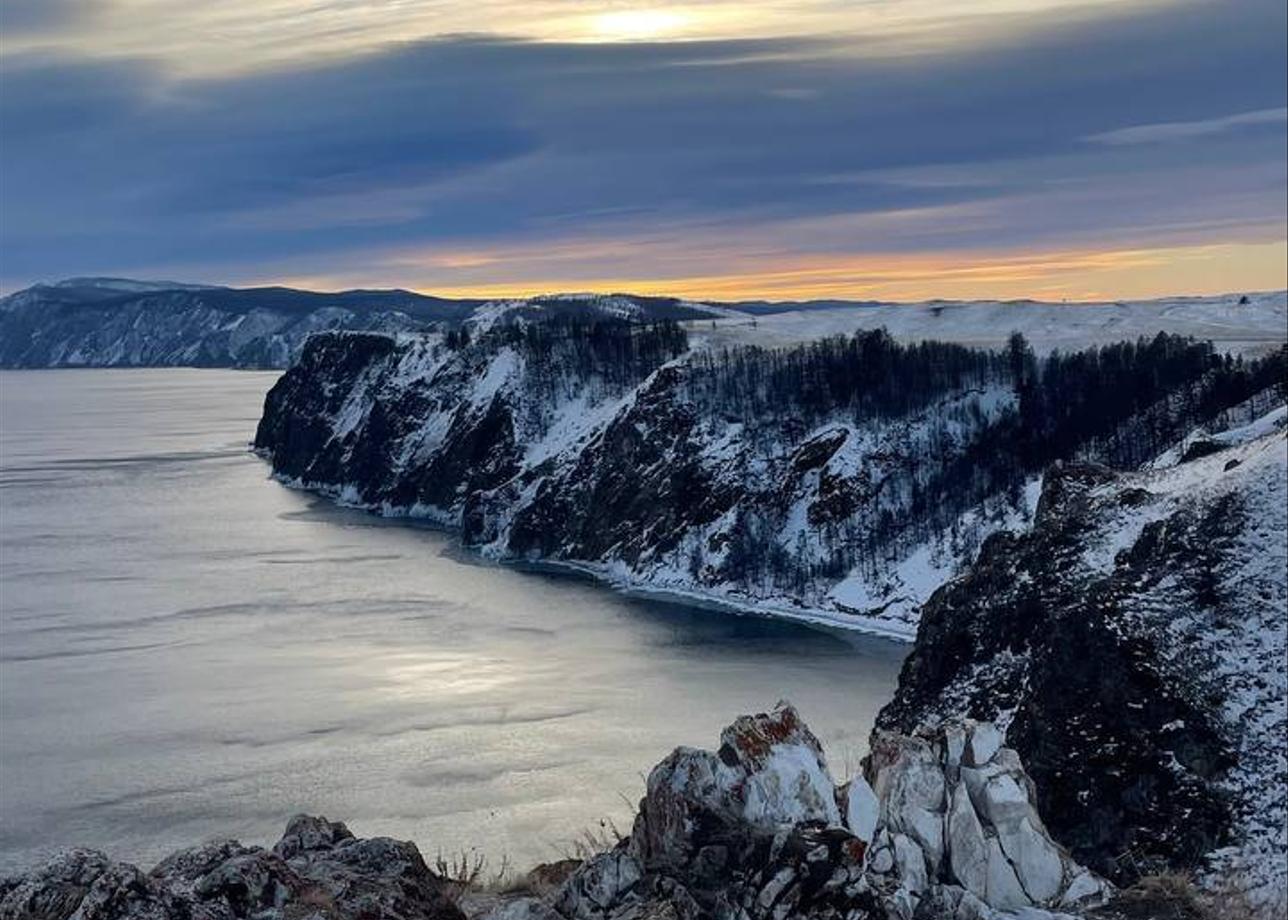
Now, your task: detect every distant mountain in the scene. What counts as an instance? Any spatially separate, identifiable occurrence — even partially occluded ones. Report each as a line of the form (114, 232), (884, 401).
(2, 277), (1283, 369)
(0, 278), (484, 369)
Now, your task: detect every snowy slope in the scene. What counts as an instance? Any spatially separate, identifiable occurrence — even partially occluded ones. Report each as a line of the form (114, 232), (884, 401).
(705, 291), (1287, 355)
(0, 280), (474, 368)
(879, 409), (1287, 906)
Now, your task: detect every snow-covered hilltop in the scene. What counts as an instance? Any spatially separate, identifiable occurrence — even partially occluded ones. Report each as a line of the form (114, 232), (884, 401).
(2, 278), (1283, 368)
(707, 291), (1288, 356)
(253, 310), (1285, 638)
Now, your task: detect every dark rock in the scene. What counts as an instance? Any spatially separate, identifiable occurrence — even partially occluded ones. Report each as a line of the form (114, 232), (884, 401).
(0, 819), (464, 920)
(1179, 440), (1224, 463)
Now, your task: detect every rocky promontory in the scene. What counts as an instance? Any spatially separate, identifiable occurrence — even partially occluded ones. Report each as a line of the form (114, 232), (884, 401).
(3, 705), (1114, 920)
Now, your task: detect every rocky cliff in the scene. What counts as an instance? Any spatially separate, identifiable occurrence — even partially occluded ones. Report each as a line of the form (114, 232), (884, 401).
(876, 405), (1288, 908)
(254, 320), (1283, 637)
(0, 705), (1116, 920)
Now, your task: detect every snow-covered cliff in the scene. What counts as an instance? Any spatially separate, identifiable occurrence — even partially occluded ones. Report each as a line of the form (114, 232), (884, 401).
(253, 313), (1284, 638)
(878, 404), (1288, 907)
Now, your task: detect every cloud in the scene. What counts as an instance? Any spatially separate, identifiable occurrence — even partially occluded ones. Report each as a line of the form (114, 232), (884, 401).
(0, 0), (1186, 77)
(0, 0), (1284, 294)
(1084, 107), (1288, 146)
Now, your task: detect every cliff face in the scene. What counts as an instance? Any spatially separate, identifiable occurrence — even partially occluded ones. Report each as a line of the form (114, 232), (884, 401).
(254, 321), (1282, 637)
(877, 407), (1288, 900)
(255, 327), (1046, 636)
(252, 325), (1287, 906)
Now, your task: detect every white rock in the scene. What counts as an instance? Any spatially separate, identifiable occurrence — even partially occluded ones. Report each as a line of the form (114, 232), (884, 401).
(904, 805), (945, 876)
(554, 851), (643, 919)
(718, 704), (841, 828)
(893, 833), (929, 893)
(943, 724), (968, 768)
(870, 735), (945, 812)
(889, 885), (918, 920)
(954, 889), (993, 920)
(871, 734), (947, 875)
(984, 837), (1031, 910)
(965, 723), (1003, 767)
(741, 743), (840, 827)
(869, 845), (895, 875)
(844, 777), (880, 844)
(979, 773), (1032, 834)
(998, 817), (1064, 904)
(1060, 871), (1111, 908)
(947, 782), (989, 899)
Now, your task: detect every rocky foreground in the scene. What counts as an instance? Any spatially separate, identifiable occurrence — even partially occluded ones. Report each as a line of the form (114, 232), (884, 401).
(2, 705), (1116, 920)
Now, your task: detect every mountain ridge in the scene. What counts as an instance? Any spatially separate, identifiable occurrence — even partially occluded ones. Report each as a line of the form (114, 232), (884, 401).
(2, 278), (1284, 369)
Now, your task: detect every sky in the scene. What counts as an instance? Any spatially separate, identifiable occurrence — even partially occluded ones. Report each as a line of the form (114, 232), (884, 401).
(0, 0), (1285, 301)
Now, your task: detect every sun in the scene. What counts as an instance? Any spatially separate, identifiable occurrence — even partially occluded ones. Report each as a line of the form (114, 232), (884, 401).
(591, 9), (688, 41)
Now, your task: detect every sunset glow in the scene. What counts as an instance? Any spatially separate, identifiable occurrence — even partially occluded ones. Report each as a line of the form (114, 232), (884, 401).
(1, 0), (1283, 300)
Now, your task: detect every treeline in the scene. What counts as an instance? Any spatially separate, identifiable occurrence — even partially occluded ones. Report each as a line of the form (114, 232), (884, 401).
(1011, 333), (1285, 468)
(701, 332), (1286, 593)
(448, 316), (689, 402)
(683, 330), (1011, 430)
(901, 337), (1284, 574)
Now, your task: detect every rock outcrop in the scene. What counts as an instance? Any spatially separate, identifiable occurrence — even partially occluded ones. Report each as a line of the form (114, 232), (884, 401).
(0, 815), (465, 920)
(1, 706), (1111, 920)
(561, 703), (1108, 920)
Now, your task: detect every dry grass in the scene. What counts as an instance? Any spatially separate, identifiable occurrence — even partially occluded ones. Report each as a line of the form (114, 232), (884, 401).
(1112, 872), (1209, 919)
(551, 817), (625, 861)
(430, 814), (629, 906)
(1108, 870), (1274, 920)
(433, 847), (518, 900)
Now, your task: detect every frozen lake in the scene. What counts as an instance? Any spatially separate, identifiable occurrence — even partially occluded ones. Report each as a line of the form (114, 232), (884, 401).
(0, 369), (906, 873)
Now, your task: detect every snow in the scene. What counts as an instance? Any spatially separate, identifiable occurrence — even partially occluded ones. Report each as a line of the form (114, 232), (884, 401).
(693, 290), (1287, 356)
(522, 391), (632, 467)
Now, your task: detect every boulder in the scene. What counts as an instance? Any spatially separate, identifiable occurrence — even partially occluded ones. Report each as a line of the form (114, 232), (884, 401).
(946, 783), (988, 899)
(273, 815), (354, 859)
(983, 838), (1029, 910)
(553, 852), (643, 920)
(963, 725), (1002, 769)
(716, 703), (840, 828)
(630, 702), (840, 874)
(842, 777), (880, 844)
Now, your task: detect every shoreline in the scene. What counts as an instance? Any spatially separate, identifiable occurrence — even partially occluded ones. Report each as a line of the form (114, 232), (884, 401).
(260, 458), (919, 646)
